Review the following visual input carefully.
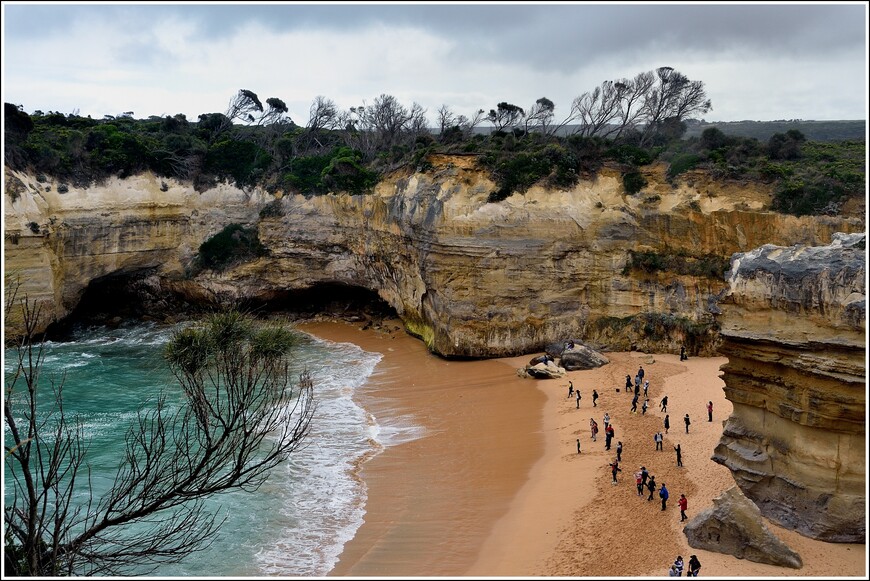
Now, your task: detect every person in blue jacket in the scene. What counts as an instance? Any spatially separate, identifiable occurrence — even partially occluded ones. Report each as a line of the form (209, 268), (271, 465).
(659, 482), (670, 511)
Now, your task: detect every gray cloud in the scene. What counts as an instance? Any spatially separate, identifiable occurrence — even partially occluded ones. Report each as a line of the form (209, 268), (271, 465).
(3, 2), (866, 122)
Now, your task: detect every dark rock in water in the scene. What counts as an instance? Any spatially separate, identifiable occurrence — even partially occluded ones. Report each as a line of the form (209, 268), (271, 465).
(560, 343), (610, 371)
(684, 487), (802, 569)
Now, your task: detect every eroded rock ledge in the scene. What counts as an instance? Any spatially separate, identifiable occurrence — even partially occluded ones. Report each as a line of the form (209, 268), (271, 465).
(712, 232), (866, 542)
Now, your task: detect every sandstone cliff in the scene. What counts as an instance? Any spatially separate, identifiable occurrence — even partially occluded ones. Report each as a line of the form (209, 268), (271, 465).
(3, 157), (864, 358)
(712, 232), (866, 542)
(4, 171), (269, 332)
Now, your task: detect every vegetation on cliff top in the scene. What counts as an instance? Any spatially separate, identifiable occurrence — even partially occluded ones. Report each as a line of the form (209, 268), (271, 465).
(4, 66), (864, 218)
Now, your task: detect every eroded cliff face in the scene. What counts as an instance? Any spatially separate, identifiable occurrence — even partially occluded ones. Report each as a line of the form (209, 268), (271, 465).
(3, 170), (269, 332)
(712, 232), (866, 542)
(3, 157), (864, 358)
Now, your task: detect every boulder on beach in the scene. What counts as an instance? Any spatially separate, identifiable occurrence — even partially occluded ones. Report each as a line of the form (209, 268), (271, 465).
(684, 486), (803, 569)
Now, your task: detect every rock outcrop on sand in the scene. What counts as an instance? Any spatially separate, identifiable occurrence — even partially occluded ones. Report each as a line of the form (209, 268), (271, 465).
(518, 360), (567, 379)
(555, 341), (610, 371)
(684, 487), (803, 568)
(712, 232), (866, 543)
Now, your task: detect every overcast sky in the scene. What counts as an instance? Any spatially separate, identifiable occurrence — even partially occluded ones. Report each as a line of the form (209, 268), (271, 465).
(2, 2), (867, 125)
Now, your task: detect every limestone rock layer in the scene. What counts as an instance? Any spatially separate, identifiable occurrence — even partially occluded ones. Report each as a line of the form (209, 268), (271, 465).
(4, 159), (863, 359)
(712, 233), (866, 542)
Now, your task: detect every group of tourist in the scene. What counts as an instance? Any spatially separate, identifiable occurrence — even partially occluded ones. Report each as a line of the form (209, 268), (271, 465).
(568, 355), (710, 576)
(669, 554), (702, 576)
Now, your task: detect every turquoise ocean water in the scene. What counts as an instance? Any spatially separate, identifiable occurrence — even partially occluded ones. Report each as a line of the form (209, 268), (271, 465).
(3, 321), (422, 577)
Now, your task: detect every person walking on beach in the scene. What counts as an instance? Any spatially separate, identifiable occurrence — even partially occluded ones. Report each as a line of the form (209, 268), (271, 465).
(646, 475), (657, 501)
(609, 460), (622, 484)
(605, 425), (614, 450)
(567, 381), (574, 399)
(674, 443), (683, 467)
(575, 389), (582, 409)
(592, 389), (599, 407)
(630, 393), (639, 414)
(603, 412), (610, 430)
(707, 400), (713, 422)
(684, 413), (691, 433)
(616, 441), (623, 462)
(674, 555), (684, 576)
(638, 365), (644, 383)
(640, 465), (649, 487)
(590, 419), (598, 441)
(679, 493), (688, 522)
(680, 345), (687, 361)
(659, 482), (669, 511)
(635, 469), (644, 496)
(625, 374), (632, 393)
(634, 373), (641, 392)
(660, 395), (669, 413)
(687, 555), (701, 577)
(634, 381), (640, 398)
(576, 438), (582, 454)
(664, 414), (670, 434)
(642, 398), (649, 415)
(668, 564), (679, 577)
(643, 379), (649, 398)
(654, 431), (663, 451)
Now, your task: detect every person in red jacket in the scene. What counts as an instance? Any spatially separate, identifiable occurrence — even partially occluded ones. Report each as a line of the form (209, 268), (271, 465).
(678, 493), (688, 522)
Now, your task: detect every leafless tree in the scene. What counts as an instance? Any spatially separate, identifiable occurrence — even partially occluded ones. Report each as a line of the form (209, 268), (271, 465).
(307, 96), (341, 134)
(405, 103), (429, 140)
(459, 108), (487, 137)
(436, 104), (456, 135)
(341, 94), (430, 161)
(4, 300), (315, 576)
(366, 94), (413, 150)
(298, 96), (342, 152)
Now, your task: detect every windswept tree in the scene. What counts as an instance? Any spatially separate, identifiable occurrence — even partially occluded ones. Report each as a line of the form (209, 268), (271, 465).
(487, 102), (525, 132)
(610, 71), (655, 139)
(4, 298), (316, 576)
(570, 81), (625, 138)
(458, 108), (487, 137)
(638, 67), (711, 146)
(199, 89), (293, 145)
(524, 97), (555, 134)
(564, 67), (711, 144)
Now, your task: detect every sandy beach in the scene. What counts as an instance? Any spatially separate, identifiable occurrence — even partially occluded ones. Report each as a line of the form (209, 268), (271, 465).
(301, 319), (867, 578)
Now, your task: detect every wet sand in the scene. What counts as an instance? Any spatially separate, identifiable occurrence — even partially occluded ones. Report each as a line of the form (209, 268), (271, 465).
(301, 320), (867, 578)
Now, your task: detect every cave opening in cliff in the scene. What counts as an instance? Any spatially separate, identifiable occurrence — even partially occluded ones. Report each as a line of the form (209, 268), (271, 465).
(44, 267), (192, 340)
(246, 283), (397, 322)
(46, 272), (398, 340)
